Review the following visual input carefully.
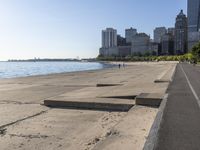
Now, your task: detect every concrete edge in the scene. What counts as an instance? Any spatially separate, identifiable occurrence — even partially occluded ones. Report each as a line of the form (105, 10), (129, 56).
(156, 66), (171, 81)
(164, 64), (177, 93)
(154, 80), (170, 83)
(44, 100), (134, 112)
(96, 95), (137, 99)
(135, 93), (164, 107)
(92, 105), (138, 150)
(170, 64), (177, 82)
(96, 84), (123, 87)
(143, 94), (168, 150)
(154, 64), (177, 83)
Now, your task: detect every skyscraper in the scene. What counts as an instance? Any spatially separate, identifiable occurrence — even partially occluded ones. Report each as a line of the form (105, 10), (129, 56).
(175, 10), (187, 54)
(161, 33), (174, 55)
(168, 28), (175, 36)
(100, 28), (118, 57)
(188, 0), (200, 50)
(102, 28), (117, 48)
(154, 27), (167, 43)
(188, 0), (200, 32)
(125, 28), (137, 43)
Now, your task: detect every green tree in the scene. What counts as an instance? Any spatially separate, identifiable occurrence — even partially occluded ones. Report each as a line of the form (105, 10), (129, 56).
(191, 42), (200, 62)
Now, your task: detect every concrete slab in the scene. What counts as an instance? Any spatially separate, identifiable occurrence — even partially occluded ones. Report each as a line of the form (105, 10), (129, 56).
(0, 85), (83, 104)
(0, 109), (127, 150)
(0, 104), (48, 128)
(135, 93), (164, 107)
(92, 106), (158, 150)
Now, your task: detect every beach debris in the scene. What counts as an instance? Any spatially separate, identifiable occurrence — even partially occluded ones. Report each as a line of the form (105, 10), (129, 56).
(0, 128), (7, 136)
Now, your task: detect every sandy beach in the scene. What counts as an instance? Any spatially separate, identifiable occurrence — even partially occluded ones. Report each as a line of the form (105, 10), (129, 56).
(0, 62), (176, 150)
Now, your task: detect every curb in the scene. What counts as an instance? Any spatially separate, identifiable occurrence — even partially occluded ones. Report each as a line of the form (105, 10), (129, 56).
(165, 64), (177, 93)
(170, 64), (177, 82)
(154, 64), (177, 83)
(143, 94), (168, 150)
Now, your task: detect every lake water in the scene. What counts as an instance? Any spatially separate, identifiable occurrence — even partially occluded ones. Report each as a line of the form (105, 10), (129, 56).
(0, 61), (111, 79)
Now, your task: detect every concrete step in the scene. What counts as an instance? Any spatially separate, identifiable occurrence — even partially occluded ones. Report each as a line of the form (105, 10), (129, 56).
(44, 97), (134, 112)
(135, 93), (164, 107)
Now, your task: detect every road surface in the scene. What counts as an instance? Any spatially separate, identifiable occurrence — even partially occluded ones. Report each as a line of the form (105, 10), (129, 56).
(155, 63), (200, 150)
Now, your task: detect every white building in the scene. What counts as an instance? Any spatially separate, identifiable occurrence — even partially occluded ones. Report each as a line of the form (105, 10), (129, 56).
(125, 28), (137, 43)
(131, 33), (158, 55)
(100, 28), (118, 56)
(131, 33), (150, 54)
(102, 28), (117, 48)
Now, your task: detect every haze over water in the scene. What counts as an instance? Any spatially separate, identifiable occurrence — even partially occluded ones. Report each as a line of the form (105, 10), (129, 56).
(0, 62), (108, 79)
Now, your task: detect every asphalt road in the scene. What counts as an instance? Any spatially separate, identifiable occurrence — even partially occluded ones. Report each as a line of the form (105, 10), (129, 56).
(154, 63), (200, 150)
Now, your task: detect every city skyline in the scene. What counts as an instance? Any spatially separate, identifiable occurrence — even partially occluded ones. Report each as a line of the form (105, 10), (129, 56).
(0, 0), (187, 61)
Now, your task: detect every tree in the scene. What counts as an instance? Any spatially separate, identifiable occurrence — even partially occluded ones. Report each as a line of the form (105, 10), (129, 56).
(191, 42), (200, 61)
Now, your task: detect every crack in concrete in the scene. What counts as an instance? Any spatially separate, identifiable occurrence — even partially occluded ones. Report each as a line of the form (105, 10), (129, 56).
(0, 100), (40, 105)
(0, 110), (48, 131)
(9, 134), (49, 139)
(43, 84), (93, 87)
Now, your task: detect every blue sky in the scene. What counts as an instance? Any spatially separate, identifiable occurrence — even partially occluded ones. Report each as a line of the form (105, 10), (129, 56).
(0, 0), (187, 60)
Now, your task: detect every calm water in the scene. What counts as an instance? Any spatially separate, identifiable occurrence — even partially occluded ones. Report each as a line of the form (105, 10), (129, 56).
(0, 61), (111, 79)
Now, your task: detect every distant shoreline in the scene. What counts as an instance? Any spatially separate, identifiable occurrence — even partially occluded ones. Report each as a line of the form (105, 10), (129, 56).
(7, 58), (97, 62)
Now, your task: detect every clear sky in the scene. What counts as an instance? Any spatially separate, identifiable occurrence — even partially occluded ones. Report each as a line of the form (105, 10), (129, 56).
(0, 0), (187, 61)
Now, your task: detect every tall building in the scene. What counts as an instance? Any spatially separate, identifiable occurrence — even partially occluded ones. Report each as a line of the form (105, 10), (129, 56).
(117, 35), (132, 56)
(168, 28), (175, 36)
(125, 28), (137, 43)
(188, 0), (200, 32)
(174, 10), (188, 54)
(161, 33), (174, 55)
(118, 46), (132, 57)
(102, 28), (117, 48)
(100, 28), (118, 56)
(117, 35), (127, 46)
(188, 0), (200, 50)
(154, 27), (167, 43)
(131, 33), (150, 54)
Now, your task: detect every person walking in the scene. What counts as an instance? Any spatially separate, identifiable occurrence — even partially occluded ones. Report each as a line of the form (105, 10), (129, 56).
(123, 63), (125, 68)
(118, 64), (121, 69)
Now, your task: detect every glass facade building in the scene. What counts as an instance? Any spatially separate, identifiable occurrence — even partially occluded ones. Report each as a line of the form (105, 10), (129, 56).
(188, 0), (200, 50)
(188, 0), (200, 32)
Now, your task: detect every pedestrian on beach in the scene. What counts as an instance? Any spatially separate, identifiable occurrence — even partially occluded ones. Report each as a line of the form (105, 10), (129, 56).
(123, 63), (125, 68)
(118, 64), (121, 69)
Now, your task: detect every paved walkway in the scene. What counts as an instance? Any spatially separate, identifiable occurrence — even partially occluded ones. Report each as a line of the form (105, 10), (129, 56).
(155, 63), (200, 150)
